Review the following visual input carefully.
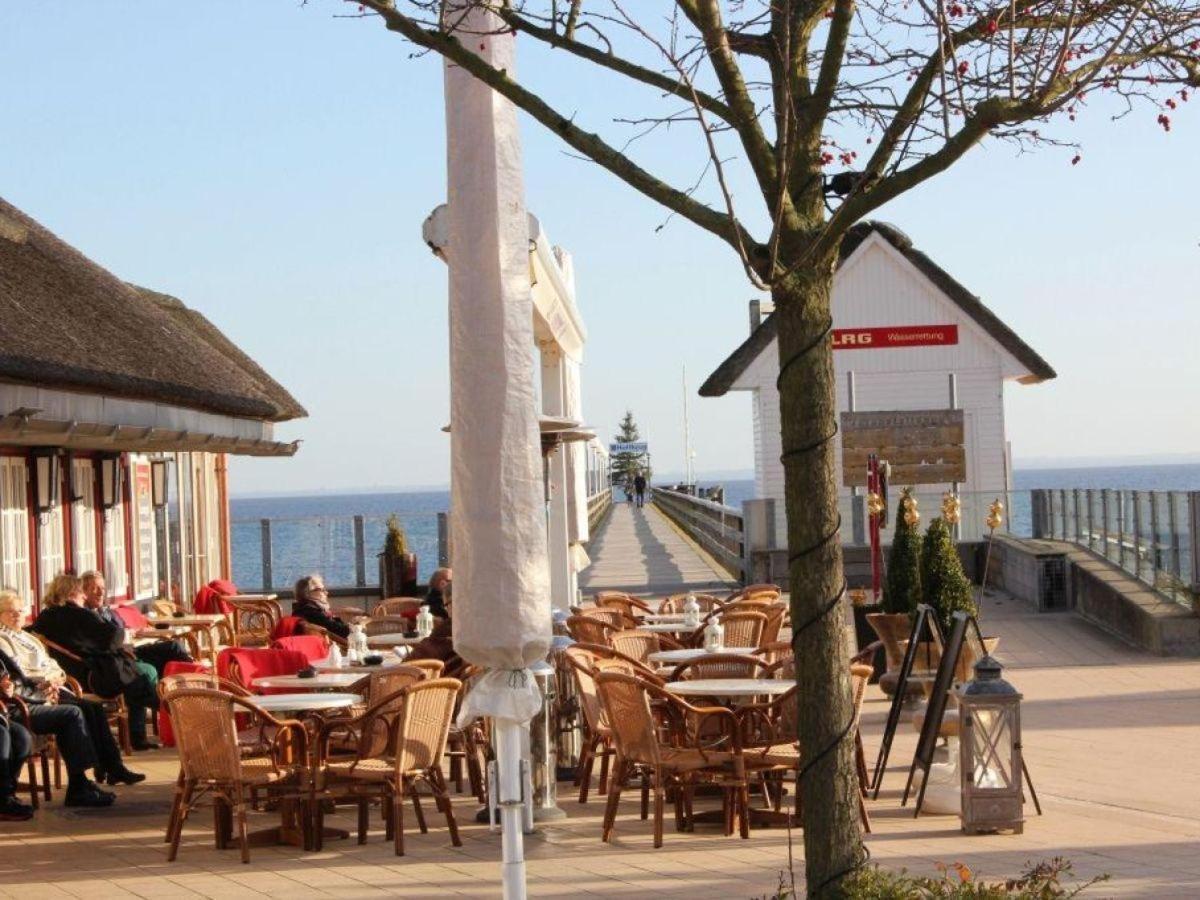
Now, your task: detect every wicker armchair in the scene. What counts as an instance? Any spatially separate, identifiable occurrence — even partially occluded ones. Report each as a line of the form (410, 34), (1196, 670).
(563, 646), (615, 803)
(735, 663), (873, 831)
(568, 643), (664, 683)
(227, 596), (282, 647)
(716, 610), (769, 649)
(164, 688), (309, 863)
(8, 694), (55, 808)
(595, 593), (651, 627)
(577, 607), (626, 628)
(669, 654), (773, 682)
(609, 630), (661, 666)
(595, 671), (748, 846)
(373, 597), (423, 618)
(406, 659), (445, 679)
(301, 621), (348, 650)
(752, 641), (794, 668)
(566, 615), (619, 646)
(724, 584), (781, 604)
(314, 679), (463, 855)
(658, 593), (723, 614)
(363, 617), (412, 638)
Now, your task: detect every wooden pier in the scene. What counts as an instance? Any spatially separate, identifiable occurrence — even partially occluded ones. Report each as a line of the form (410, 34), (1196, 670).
(579, 501), (736, 596)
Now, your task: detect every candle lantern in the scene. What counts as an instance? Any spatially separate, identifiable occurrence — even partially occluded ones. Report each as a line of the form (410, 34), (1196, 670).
(958, 655), (1025, 834)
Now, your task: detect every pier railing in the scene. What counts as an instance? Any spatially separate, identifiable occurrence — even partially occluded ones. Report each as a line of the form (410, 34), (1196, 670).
(651, 487), (745, 579)
(587, 487), (614, 533)
(1032, 488), (1199, 606)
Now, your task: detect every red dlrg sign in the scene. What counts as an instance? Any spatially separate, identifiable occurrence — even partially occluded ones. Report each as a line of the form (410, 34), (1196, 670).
(832, 324), (958, 349)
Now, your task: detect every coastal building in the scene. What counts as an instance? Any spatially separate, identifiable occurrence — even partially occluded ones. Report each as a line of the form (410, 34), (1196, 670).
(0, 197), (305, 611)
(700, 221), (1055, 545)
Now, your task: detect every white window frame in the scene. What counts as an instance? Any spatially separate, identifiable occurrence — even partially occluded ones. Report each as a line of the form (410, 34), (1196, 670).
(129, 457), (158, 601)
(38, 502), (66, 588)
(104, 487), (130, 599)
(71, 458), (99, 574)
(0, 457), (32, 601)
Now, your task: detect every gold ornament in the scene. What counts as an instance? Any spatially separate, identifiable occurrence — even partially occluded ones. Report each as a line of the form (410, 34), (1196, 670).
(941, 492), (962, 525)
(985, 497), (1004, 530)
(903, 507), (920, 527)
(867, 491), (885, 517)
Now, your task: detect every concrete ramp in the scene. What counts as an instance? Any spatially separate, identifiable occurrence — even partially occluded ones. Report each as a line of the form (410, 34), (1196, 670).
(579, 503), (735, 597)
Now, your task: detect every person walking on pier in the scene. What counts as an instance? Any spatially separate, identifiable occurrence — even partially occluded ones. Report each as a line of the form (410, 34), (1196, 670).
(634, 472), (647, 509)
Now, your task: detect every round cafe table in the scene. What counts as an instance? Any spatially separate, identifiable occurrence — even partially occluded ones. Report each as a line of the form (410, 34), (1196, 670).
(250, 692), (362, 714)
(640, 612), (688, 623)
(252, 673), (367, 692)
(367, 633), (423, 648)
(313, 656), (407, 674)
(664, 678), (792, 699)
(647, 648), (757, 665)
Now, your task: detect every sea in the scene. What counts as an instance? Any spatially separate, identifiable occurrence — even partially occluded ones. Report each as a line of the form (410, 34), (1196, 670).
(230, 464), (1200, 592)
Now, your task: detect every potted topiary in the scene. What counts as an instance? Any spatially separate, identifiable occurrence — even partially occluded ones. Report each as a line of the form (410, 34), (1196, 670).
(379, 515), (418, 598)
(867, 488), (923, 696)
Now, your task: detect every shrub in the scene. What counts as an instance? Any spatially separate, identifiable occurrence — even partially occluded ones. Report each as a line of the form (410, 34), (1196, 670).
(921, 516), (978, 635)
(883, 488), (922, 615)
(838, 858), (1108, 899)
(383, 514), (408, 558)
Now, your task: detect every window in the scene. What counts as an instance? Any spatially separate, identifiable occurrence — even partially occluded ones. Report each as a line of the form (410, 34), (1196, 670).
(103, 483), (129, 598)
(130, 457), (157, 600)
(38, 502), (66, 588)
(71, 458), (98, 573)
(0, 457), (31, 601)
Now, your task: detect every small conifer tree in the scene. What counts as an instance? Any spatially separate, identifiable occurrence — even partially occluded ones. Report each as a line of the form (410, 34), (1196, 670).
(921, 516), (978, 634)
(883, 489), (922, 616)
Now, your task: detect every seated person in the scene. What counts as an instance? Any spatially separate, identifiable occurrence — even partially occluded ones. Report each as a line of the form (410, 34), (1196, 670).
(33, 573), (160, 751)
(292, 575), (350, 640)
(0, 712), (33, 821)
(0, 591), (144, 785)
(1, 655), (113, 807)
(424, 567), (452, 620)
(404, 586), (464, 679)
(81, 571), (191, 677)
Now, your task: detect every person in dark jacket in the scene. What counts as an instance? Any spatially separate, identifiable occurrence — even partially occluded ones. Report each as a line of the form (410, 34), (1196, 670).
(405, 586), (464, 678)
(0, 710), (33, 820)
(633, 472), (647, 508)
(33, 573), (159, 750)
(1, 653), (114, 807)
(81, 571), (191, 677)
(292, 574), (350, 640)
(424, 568), (452, 620)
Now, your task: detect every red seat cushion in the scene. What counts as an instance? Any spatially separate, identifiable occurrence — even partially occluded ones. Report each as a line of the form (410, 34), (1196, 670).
(271, 636), (328, 663)
(218, 647), (309, 694)
(114, 605), (149, 630)
(272, 615), (305, 640)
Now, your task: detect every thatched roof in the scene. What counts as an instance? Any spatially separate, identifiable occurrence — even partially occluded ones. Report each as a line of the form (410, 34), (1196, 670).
(0, 196), (306, 422)
(700, 221), (1056, 397)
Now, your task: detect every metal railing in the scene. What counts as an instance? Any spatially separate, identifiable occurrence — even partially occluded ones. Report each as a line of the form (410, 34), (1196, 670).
(587, 487), (613, 533)
(651, 486), (745, 579)
(231, 511), (445, 593)
(1032, 488), (1198, 606)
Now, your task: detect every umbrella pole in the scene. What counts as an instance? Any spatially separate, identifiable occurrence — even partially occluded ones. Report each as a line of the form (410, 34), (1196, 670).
(495, 719), (528, 900)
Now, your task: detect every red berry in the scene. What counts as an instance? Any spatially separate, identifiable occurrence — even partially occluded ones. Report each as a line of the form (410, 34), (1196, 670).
(958, 60), (969, 75)
(987, 20), (999, 34)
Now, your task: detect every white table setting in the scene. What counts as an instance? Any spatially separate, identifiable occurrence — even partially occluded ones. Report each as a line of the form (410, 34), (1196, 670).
(252, 672), (368, 692)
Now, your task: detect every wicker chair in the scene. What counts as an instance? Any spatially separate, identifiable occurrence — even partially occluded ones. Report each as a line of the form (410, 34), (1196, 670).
(363, 617), (412, 638)
(228, 597), (282, 647)
(314, 679), (463, 855)
(164, 688), (309, 863)
(444, 665), (488, 801)
(595, 671), (748, 847)
(759, 606), (786, 647)
(301, 621), (348, 650)
(8, 694), (55, 808)
(373, 597), (424, 618)
(566, 615), (619, 646)
(563, 646), (615, 803)
(577, 607), (626, 628)
(716, 610), (769, 649)
(595, 594), (651, 627)
(568, 642), (664, 683)
(725, 584), (781, 604)
(669, 653), (773, 682)
(406, 659), (445, 679)
(609, 630), (661, 666)
(752, 642), (794, 668)
(657, 593), (723, 614)
(363, 665), (426, 705)
(736, 663), (873, 831)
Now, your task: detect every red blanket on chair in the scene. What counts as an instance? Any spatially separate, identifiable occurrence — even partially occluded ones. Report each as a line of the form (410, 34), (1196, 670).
(217, 647), (309, 695)
(271, 635), (329, 663)
(193, 579), (238, 615)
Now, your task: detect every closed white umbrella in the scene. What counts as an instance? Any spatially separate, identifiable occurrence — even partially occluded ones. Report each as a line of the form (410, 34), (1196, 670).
(440, 4), (551, 899)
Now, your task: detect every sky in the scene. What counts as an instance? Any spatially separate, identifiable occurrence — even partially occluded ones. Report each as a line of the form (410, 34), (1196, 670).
(2, 2), (1197, 495)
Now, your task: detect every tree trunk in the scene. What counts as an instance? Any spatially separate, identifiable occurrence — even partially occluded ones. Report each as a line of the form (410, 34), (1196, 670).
(774, 247), (864, 897)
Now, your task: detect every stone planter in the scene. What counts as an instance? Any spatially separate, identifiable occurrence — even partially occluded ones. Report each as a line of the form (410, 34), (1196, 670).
(866, 612), (916, 697)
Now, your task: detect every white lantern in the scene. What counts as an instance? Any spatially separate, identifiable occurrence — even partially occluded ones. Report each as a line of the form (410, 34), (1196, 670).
(958, 655), (1025, 834)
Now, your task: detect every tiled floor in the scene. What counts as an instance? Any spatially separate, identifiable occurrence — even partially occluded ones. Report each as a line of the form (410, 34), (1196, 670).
(3, 591), (1198, 898)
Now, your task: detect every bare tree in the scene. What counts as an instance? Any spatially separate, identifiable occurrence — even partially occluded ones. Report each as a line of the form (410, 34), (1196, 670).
(326, 0), (1199, 893)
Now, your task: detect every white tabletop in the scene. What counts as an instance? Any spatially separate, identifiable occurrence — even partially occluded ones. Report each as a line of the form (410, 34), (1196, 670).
(647, 648), (757, 665)
(150, 614), (227, 625)
(313, 657), (407, 674)
(251, 692), (361, 713)
(640, 613), (688, 623)
(638, 623), (698, 634)
(135, 626), (193, 639)
(367, 633), (422, 647)
(252, 673), (367, 691)
(664, 679), (792, 698)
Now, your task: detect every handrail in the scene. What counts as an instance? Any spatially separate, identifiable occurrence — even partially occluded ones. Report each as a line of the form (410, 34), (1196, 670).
(651, 486), (744, 580)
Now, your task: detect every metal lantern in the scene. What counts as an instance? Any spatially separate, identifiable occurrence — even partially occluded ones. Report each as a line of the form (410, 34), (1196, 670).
(958, 655), (1025, 834)
(30, 448), (61, 515)
(98, 453), (123, 512)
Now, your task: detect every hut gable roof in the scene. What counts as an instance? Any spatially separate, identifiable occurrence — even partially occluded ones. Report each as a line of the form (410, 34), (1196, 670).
(699, 221), (1056, 397)
(0, 197), (305, 422)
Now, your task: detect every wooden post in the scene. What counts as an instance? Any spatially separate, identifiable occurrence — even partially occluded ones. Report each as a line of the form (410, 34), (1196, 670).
(353, 515), (366, 588)
(260, 519), (273, 592)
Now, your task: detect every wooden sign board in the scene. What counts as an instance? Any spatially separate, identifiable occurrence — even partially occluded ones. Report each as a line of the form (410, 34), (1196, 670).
(841, 409), (966, 487)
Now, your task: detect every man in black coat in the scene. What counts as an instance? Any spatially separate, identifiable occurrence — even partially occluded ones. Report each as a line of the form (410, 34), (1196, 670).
(82, 571), (191, 677)
(33, 582), (159, 751)
(0, 653), (114, 807)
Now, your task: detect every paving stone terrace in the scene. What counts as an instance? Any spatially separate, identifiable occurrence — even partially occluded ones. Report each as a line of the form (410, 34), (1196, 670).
(3, 511), (1198, 898)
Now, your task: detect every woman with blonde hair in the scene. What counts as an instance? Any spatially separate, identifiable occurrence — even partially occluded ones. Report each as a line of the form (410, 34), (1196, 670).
(292, 573), (350, 639)
(32, 573), (159, 751)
